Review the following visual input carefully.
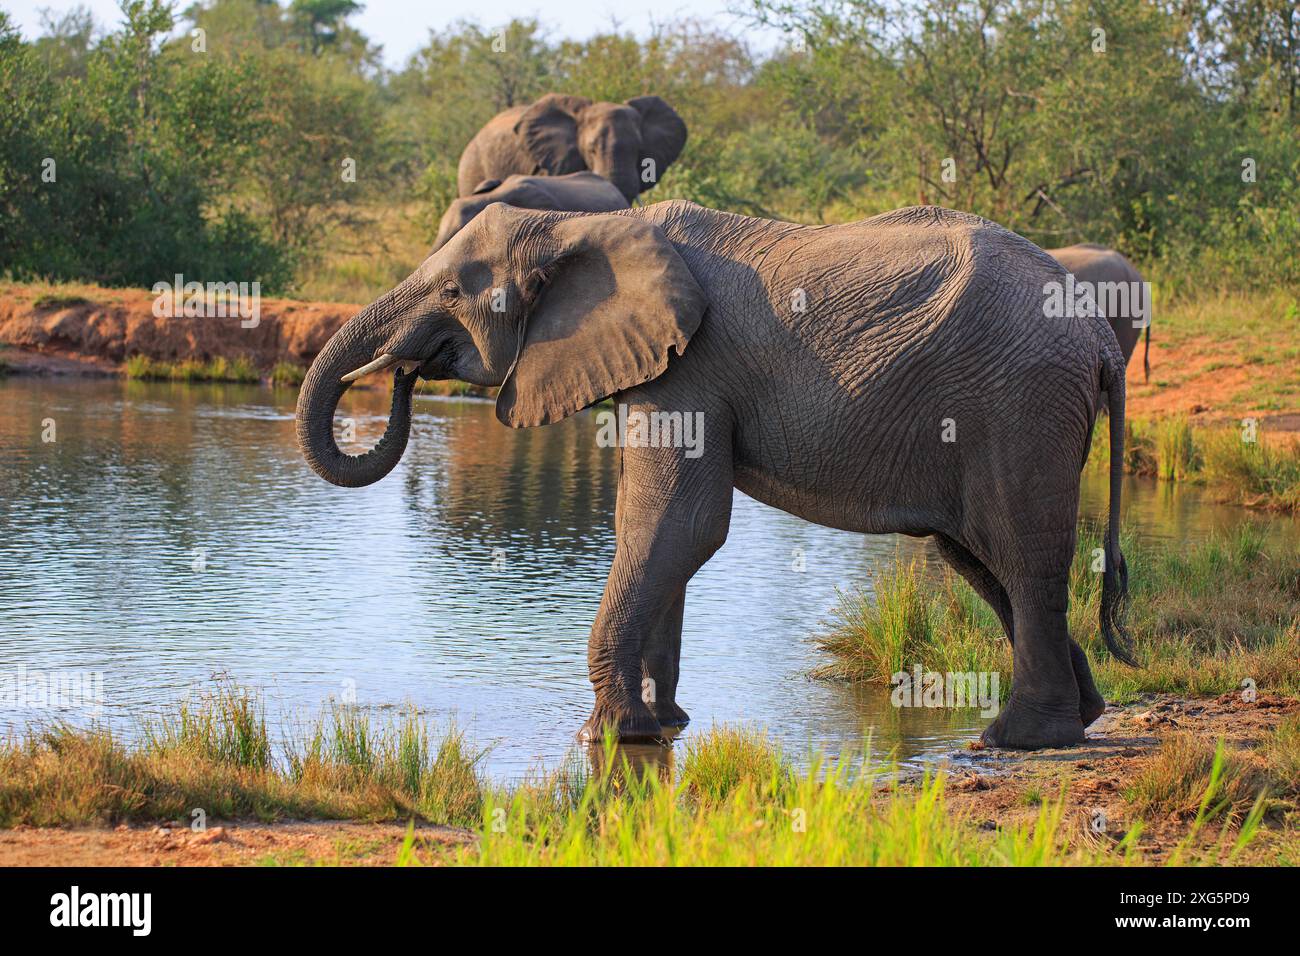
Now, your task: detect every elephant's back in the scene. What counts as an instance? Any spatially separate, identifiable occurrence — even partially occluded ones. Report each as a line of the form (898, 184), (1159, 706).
(775, 206), (1068, 348)
(547, 172), (630, 211)
(457, 106), (532, 196)
(1047, 244), (1141, 284)
(802, 208), (1111, 411)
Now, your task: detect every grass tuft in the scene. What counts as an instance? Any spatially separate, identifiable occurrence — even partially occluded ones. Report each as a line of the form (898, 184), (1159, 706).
(0, 685), (483, 828)
(32, 293), (91, 310)
(679, 726), (791, 803)
(812, 557), (1008, 684)
(270, 361), (306, 388)
(145, 681), (270, 770)
(2, 697), (1291, 865)
(125, 355), (261, 384)
(461, 741), (1115, 866)
(1125, 734), (1277, 823)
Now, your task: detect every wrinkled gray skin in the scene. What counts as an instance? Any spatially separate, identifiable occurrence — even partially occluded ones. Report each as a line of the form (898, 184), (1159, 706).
(1048, 244), (1149, 381)
(456, 94), (687, 203)
(432, 172), (629, 253)
(297, 201), (1134, 751)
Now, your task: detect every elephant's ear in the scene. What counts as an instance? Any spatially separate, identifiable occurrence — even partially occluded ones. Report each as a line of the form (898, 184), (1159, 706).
(471, 178), (503, 195)
(496, 213), (707, 428)
(626, 96), (687, 194)
(513, 94), (589, 175)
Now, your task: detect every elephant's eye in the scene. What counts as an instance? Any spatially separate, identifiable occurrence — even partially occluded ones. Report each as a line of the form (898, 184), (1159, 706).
(440, 282), (460, 303)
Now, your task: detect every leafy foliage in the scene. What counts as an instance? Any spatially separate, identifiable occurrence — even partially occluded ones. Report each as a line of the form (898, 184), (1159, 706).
(2, 1), (1296, 294)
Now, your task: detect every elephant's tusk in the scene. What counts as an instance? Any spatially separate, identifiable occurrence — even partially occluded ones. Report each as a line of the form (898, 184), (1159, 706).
(341, 353), (398, 383)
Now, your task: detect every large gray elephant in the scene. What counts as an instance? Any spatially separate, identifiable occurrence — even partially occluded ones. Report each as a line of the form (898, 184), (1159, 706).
(296, 201), (1134, 751)
(1048, 244), (1149, 380)
(432, 172), (628, 253)
(456, 94), (687, 203)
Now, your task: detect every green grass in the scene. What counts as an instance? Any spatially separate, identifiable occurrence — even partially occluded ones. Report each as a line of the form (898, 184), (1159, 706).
(455, 731), (1126, 867)
(416, 378), (494, 398)
(292, 202), (430, 304)
(678, 726), (792, 804)
(32, 293), (91, 310)
(270, 361), (306, 388)
(1088, 416), (1300, 512)
(1146, 289), (1300, 350)
(1262, 714), (1300, 786)
(124, 355), (261, 384)
(1156, 418), (1198, 482)
(815, 524), (1300, 702)
(812, 556), (1009, 686)
(144, 683), (271, 770)
(0, 682), (484, 828)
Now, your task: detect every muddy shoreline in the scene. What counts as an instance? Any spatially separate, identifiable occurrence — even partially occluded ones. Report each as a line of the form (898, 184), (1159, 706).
(0, 284), (359, 379)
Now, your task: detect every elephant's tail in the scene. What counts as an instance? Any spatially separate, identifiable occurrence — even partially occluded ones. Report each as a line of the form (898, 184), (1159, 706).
(1099, 343), (1137, 667)
(1142, 319), (1151, 382)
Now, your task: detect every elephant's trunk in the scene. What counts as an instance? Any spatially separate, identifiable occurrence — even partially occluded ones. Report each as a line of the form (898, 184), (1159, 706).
(296, 304), (419, 488)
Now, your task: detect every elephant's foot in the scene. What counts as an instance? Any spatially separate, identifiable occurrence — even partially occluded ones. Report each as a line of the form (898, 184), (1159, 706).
(578, 696), (664, 744)
(1079, 689), (1106, 728)
(653, 699), (690, 729)
(979, 695), (1086, 750)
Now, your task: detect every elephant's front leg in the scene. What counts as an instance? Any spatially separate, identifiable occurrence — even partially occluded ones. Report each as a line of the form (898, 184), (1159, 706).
(579, 424), (733, 743)
(641, 593), (689, 728)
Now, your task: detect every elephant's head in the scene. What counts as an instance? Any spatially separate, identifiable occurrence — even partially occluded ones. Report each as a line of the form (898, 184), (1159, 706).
(514, 94), (687, 202)
(296, 204), (708, 487)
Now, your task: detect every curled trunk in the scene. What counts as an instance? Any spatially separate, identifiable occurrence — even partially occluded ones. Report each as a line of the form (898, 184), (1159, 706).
(296, 308), (418, 488)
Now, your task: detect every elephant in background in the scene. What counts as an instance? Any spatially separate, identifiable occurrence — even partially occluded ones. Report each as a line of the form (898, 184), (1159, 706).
(1048, 244), (1149, 380)
(296, 200), (1134, 751)
(431, 172), (628, 253)
(456, 94), (687, 203)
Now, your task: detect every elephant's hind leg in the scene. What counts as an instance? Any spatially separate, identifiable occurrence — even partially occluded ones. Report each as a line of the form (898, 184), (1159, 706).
(934, 534), (1103, 728)
(1069, 639), (1105, 727)
(972, 477), (1087, 749)
(978, 592), (1085, 750)
(933, 534), (1013, 641)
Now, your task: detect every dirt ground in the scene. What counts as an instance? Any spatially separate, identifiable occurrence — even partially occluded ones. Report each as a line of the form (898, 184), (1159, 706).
(0, 819), (473, 867)
(0, 693), (1293, 866)
(1124, 333), (1300, 433)
(951, 691), (1299, 864)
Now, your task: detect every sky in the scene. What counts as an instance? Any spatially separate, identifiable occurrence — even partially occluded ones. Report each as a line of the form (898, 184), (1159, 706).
(4, 0), (781, 68)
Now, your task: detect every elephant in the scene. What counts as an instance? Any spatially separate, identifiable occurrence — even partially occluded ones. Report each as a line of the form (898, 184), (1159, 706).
(1047, 244), (1149, 380)
(296, 200), (1134, 751)
(432, 172), (628, 253)
(456, 93), (687, 203)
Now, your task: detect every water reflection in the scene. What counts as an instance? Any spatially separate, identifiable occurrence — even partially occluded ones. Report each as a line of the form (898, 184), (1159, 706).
(0, 378), (1293, 779)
